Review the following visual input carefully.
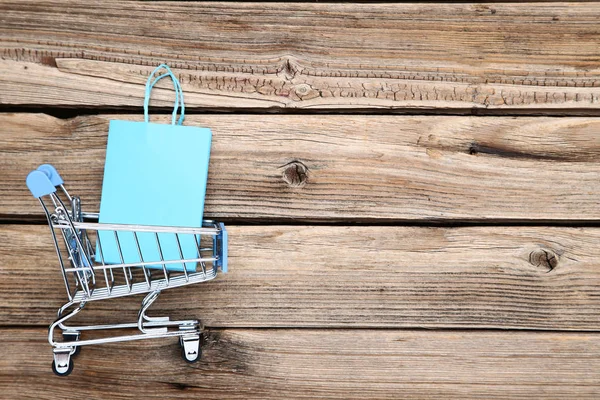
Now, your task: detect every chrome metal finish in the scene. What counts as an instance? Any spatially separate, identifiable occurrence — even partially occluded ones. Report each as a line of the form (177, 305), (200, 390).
(181, 333), (201, 362)
(53, 349), (73, 375)
(35, 180), (227, 376)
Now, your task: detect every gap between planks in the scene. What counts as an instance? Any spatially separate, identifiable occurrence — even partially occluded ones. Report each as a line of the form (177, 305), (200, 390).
(6, 106), (600, 118)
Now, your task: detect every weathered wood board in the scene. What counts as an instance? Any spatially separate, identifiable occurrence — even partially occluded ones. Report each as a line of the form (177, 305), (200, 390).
(1, 2), (600, 111)
(1, 0), (599, 396)
(3, 114), (600, 221)
(1, 328), (599, 399)
(2, 224), (599, 329)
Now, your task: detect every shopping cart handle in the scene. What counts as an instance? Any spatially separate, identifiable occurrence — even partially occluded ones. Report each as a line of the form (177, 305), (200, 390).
(26, 170), (57, 198)
(26, 164), (64, 198)
(37, 164), (64, 186)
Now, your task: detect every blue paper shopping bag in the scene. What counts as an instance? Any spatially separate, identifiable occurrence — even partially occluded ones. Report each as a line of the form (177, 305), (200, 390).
(97, 64), (211, 272)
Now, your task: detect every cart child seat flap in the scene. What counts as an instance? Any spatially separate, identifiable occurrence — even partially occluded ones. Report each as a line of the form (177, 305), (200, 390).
(96, 64), (211, 272)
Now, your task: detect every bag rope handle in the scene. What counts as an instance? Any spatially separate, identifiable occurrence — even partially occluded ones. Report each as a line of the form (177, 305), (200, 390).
(143, 64), (185, 126)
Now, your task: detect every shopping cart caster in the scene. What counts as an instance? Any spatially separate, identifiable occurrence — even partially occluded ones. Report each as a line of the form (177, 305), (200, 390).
(180, 335), (202, 363)
(52, 350), (74, 377)
(63, 332), (81, 357)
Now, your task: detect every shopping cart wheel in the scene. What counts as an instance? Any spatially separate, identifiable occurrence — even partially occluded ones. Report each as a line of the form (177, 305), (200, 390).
(181, 345), (201, 363)
(52, 352), (74, 377)
(63, 332), (81, 357)
(180, 336), (201, 363)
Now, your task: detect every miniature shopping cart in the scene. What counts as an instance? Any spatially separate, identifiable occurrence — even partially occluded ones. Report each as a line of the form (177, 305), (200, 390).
(26, 164), (227, 376)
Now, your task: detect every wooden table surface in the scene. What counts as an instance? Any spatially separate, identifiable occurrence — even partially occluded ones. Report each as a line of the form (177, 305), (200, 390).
(1, 1), (599, 398)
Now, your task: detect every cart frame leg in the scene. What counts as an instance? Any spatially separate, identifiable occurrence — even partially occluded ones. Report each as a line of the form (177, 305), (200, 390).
(49, 301), (84, 376)
(48, 292), (204, 375)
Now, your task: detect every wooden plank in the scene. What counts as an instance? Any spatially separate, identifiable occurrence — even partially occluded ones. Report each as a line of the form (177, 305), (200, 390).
(1, 2), (600, 111)
(1, 328), (599, 399)
(3, 113), (600, 221)
(2, 224), (600, 329)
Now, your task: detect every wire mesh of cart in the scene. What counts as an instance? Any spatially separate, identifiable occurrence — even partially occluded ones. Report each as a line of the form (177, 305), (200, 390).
(26, 164), (228, 376)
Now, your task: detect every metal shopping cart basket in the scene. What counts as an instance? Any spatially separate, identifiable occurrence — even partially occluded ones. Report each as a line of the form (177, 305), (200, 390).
(26, 164), (228, 376)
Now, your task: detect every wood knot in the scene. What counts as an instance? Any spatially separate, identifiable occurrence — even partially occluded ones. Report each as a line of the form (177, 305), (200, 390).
(293, 84), (312, 96)
(529, 248), (559, 272)
(281, 161), (308, 187)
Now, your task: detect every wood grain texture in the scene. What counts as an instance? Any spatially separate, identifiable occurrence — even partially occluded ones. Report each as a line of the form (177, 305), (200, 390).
(1, 2), (600, 111)
(3, 113), (600, 221)
(1, 328), (599, 399)
(2, 224), (599, 329)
